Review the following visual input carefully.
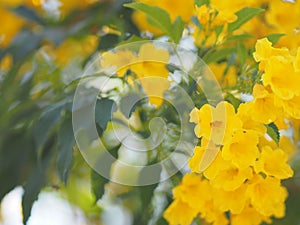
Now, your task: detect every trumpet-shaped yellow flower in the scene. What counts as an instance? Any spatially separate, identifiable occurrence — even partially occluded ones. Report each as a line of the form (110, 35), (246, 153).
(101, 43), (170, 106)
(237, 103), (267, 134)
(254, 145), (294, 179)
(247, 175), (288, 218)
(213, 184), (248, 214)
(263, 56), (300, 100)
(210, 164), (253, 191)
(249, 84), (281, 124)
(190, 101), (242, 145)
(222, 129), (259, 169)
(0, 6), (24, 47)
(253, 38), (290, 71)
(163, 199), (199, 225)
(231, 206), (271, 225)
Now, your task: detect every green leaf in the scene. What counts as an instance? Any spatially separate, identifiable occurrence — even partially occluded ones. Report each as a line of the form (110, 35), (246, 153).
(225, 33), (254, 43)
(124, 2), (172, 34)
(203, 47), (236, 64)
(97, 34), (119, 50)
(172, 16), (185, 44)
(237, 42), (248, 66)
(265, 33), (285, 45)
(225, 93), (241, 111)
(22, 154), (52, 222)
(138, 164), (162, 222)
(120, 93), (143, 118)
(13, 6), (46, 25)
(215, 26), (224, 38)
(124, 2), (184, 43)
(91, 170), (109, 201)
(95, 98), (117, 130)
(32, 102), (64, 158)
(195, 0), (210, 7)
(228, 7), (264, 33)
(265, 123), (280, 145)
(56, 116), (75, 184)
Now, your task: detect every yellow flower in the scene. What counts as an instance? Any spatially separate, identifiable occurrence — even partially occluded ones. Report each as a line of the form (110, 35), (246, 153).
(254, 145), (294, 179)
(222, 129), (259, 169)
(210, 164), (253, 191)
(0, 6), (24, 47)
(247, 175), (288, 218)
(101, 49), (137, 77)
(249, 84), (281, 124)
(231, 206), (271, 225)
(198, 200), (228, 225)
(213, 184), (248, 214)
(275, 94), (300, 119)
(48, 35), (98, 66)
(253, 38), (290, 71)
(212, 9), (237, 27)
(163, 199), (199, 225)
(101, 43), (170, 107)
(190, 101), (242, 145)
(0, 54), (12, 71)
(263, 56), (300, 101)
(195, 4), (211, 25)
(237, 103), (267, 134)
(173, 173), (211, 208)
(279, 136), (297, 158)
(208, 62), (237, 88)
(189, 139), (222, 174)
(164, 173), (211, 225)
(293, 47), (300, 72)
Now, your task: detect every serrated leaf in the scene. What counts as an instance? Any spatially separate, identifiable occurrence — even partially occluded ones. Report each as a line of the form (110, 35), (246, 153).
(228, 7), (264, 33)
(57, 116), (75, 184)
(265, 123), (280, 145)
(265, 33), (285, 45)
(203, 47), (236, 64)
(95, 98), (117, 130)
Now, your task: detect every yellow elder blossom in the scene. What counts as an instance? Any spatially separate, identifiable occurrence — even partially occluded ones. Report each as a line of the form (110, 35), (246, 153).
(44, 35), (98, 66)
(247, 84), (282, 124)
(0, 6), (24, 47)
(254, 145), (294, 179)
(208, 62), (237, 88)
(166, 98), (294, 224)
(101, 43), (170, 106)
(254, 38), (300, 119)
(247, 175), (288, 218)
(190, 101), (242, 145)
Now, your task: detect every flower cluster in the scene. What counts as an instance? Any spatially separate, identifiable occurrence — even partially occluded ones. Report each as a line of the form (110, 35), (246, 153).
(164, 97), (295, 225)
